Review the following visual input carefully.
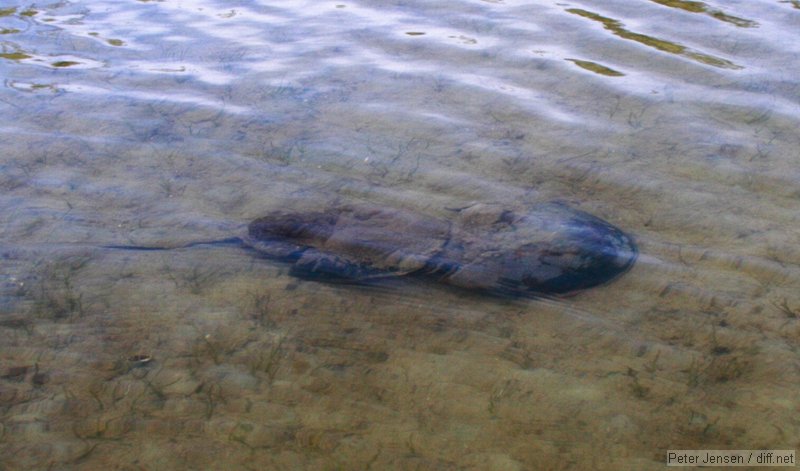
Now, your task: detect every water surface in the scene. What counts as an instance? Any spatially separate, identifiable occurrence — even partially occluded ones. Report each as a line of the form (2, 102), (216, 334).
(1, 1), (799, 469)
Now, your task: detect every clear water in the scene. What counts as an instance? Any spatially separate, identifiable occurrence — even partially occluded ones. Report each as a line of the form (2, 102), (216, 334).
(1, 0), (799, 469)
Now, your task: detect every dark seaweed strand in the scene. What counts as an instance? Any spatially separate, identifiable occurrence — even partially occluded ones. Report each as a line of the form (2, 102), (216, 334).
(102, 237), (245, 251)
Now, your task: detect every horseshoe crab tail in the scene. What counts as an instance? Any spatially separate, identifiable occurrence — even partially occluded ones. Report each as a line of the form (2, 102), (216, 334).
(102, 237), (245, 251)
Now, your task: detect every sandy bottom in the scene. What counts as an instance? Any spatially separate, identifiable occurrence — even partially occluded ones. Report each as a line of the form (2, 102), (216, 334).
(2, 226), (798, 470)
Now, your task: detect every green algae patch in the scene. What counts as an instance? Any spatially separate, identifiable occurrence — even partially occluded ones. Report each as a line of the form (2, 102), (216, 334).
(567, 9), (685, 54)
(567, 8), (742, 69)
(650, 0), (706, 13)
(0, 52), (31, 60)
(567, 59), (624, 77)
(0, 7), (16, 17)
(686, 52), (740, 69)
(87, 32), (125, 46)
(1, 28), (21, 34)
(20, 9), (38, 17)
(6, 80), (62, 93)
(649, 0), (758, 27)
(710, 11), (757, 28)
(31, 83), (57, 91)
(52, 60), (81, 67)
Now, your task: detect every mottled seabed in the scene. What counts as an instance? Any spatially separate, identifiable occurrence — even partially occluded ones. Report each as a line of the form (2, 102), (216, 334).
(1, 0), (800, 469)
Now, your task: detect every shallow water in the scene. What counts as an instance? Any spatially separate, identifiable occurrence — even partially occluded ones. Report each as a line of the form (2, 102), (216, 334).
(1, 0), (799, 469)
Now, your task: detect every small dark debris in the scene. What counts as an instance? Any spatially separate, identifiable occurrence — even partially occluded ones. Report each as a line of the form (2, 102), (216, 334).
(32, 371), (48, 386)
(2, 365), (29, 381)
(0, 318), (30, 330)
(366, 351), (389, 363)
(324, 363), (349, 373)
(711, 346), (731, 356)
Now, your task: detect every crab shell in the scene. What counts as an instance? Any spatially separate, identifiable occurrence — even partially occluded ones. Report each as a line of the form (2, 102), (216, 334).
(426, 202), (637, 296)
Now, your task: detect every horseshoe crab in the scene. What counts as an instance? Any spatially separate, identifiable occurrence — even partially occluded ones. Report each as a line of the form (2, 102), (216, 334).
(105, 201), (636, 297)
(244, 202), (637, 297)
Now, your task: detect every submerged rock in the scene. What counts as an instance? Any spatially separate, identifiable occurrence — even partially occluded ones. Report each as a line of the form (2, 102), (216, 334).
(245, 202), (636, 297)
